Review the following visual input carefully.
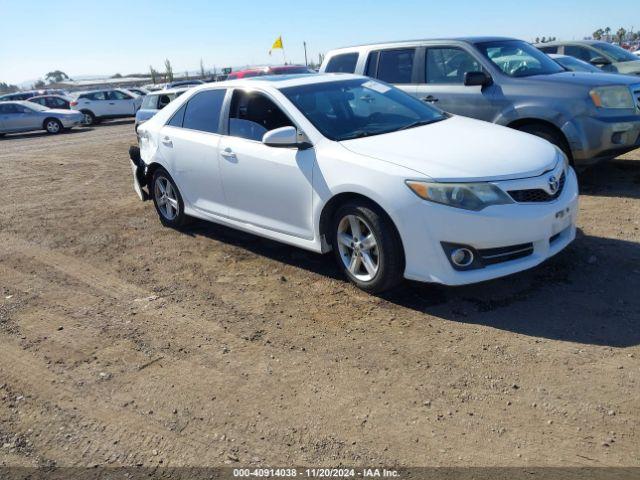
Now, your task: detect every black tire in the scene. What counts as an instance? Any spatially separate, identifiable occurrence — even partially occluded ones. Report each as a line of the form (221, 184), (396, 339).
(515, 123), (572, 163)
(81, 110), (96, 126)
(151, 167), (189, 228)
(330, 201), (404, 293)
(43, 118), (63, 134)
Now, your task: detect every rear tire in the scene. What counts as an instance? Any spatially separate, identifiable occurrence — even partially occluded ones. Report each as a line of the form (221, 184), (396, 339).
(515, 123), (572, 164)
(330, 201), (404, 293)
(151, 168), (189, 228)
(44, 118), (63, 134)
(81, 110), (96, 126)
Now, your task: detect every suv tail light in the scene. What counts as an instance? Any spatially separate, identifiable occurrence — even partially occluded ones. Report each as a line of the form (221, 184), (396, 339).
(70, 100), (78, 107)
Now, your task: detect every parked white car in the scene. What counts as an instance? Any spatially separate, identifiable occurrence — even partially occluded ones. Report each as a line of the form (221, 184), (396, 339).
(130, 75), (578, 293)
(70, 89), (142, 125)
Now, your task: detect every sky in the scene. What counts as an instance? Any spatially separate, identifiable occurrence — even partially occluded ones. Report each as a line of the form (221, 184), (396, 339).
(1, 0), (637, 85)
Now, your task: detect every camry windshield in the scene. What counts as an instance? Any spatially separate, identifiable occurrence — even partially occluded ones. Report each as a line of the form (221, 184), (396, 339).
(595, 42), (639, 62)
(477, 40), (565, 77)
(281, 78), (446, 141)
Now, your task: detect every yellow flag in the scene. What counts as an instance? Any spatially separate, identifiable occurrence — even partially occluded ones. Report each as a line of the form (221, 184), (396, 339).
(269, 36), (283, 55)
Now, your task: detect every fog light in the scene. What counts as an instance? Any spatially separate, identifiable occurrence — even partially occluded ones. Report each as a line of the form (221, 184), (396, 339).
(450, 248), (474, 267)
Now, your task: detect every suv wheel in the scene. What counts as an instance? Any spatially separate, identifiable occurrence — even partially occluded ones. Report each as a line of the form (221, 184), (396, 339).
(151, 168), (189, 228)
(81, 110), (96, 125)
(331, 201), (404, 293)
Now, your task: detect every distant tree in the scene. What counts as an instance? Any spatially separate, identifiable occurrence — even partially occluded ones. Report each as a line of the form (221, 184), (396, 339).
(0, 81), (19, 94)
(111, 73), (123, 79)
(33, 79), (46, 89)
(605, 26), (611, 40)
(184, 70), (189, 79)
(633, 32), (639, 41)
(617, 27), (627, 44)
(200, 58), (206, 78)
(593, 28), (604, 40)
(149, 65), (158, 84)
(541, 36), (547, 43)
(164, 59), (174, 82)
(45, 70), (70, 84)
(535, 36), (540, 43)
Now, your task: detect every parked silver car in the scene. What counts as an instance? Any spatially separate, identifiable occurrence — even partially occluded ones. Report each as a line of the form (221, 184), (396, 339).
(321, 37), (640, 166)
(537, 41), (640, 75)
(0, 101), (84, 136)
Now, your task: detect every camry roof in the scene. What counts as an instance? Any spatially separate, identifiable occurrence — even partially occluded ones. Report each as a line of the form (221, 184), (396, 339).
(212, 73), (365, 89)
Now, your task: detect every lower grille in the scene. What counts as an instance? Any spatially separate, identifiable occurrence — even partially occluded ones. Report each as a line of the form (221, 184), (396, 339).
(508, 172), (566, 203)
(477, 243), (534, 266)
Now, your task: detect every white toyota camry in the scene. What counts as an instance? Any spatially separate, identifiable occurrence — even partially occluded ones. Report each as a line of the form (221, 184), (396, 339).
(130, 74), (578, 293)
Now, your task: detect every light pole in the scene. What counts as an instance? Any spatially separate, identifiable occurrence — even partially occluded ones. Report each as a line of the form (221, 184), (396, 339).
(303, 41), (308, 66)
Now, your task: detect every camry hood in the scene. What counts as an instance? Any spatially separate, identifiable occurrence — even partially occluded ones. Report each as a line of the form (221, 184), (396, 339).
(339, 116), (559, 182)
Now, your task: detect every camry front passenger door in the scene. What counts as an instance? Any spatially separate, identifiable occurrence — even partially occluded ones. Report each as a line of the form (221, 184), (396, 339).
(218, 89), (315, 240)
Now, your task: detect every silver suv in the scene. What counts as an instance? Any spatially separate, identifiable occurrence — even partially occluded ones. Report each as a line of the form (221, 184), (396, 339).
(320, 37), (640, 166)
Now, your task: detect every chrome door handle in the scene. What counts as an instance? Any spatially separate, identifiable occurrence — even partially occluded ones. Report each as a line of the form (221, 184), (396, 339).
(161, 136), (173, 146)
(422, 95), (439, 103)
(221, 148), (236, 159)
(108, 102), (115, 105)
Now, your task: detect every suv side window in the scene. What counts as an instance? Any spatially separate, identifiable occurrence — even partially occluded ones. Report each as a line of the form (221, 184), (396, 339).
(108, 90), (132, 100)
(88, 91), (108, 101)
(564, 45), (599, 62)
(228, 90), (293, 142)
(538, 46), (558, 54)
(425, 47), (482, 84)
(324, 53), (359, 73)
(141, 95), (158, 110)
(372, 49), (415, 84)
(182, 89), (226, 133)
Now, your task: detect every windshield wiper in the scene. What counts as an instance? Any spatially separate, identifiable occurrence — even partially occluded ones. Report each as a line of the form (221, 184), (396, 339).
(396, 118), (443, 131)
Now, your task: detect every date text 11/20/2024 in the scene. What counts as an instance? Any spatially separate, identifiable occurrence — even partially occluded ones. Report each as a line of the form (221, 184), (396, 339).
(233, 468), (400, 477)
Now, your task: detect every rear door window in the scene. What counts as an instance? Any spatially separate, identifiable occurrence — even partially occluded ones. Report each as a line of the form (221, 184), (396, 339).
(108, 90), (132, 100)
(167, 104), (186, 127)
(88, 91), (108, 101)
(182, 89), (226, 133)
(372, 49), (416, 84)
(325, 53), (359, 73)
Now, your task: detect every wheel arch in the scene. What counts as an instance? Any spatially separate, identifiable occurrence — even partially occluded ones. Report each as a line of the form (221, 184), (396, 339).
(507, 117), (573, 161)
(318, 192), (405, 263)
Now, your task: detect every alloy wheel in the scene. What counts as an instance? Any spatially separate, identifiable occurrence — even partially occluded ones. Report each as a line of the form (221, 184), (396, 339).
(336, 214), (380, 282)
(154, 176), (179, 220)
(46, 120), (60, 133)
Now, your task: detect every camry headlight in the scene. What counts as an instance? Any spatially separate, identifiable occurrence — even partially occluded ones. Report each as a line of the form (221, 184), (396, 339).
(589, 86), (634, 109)
(406, 181), (513, 211)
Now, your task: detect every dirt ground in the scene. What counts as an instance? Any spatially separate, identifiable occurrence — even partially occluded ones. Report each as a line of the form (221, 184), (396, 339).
(0, 120), (638, 470)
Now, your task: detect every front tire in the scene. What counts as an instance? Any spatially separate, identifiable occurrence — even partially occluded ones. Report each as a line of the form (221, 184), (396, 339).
(151, 168), (189, 228)
(44, 118), (63, 134)
(331, 201), (404, 293)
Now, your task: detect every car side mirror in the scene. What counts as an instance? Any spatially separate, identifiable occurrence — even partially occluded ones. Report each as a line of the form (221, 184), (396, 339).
(263, 126), (300, 148)
(590, 56), (611, 66)
(464, 71), (492, 87)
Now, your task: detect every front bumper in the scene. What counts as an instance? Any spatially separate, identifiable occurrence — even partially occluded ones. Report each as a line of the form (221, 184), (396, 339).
(398, 168), (579, 285)
(567, 114), (640, 165)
